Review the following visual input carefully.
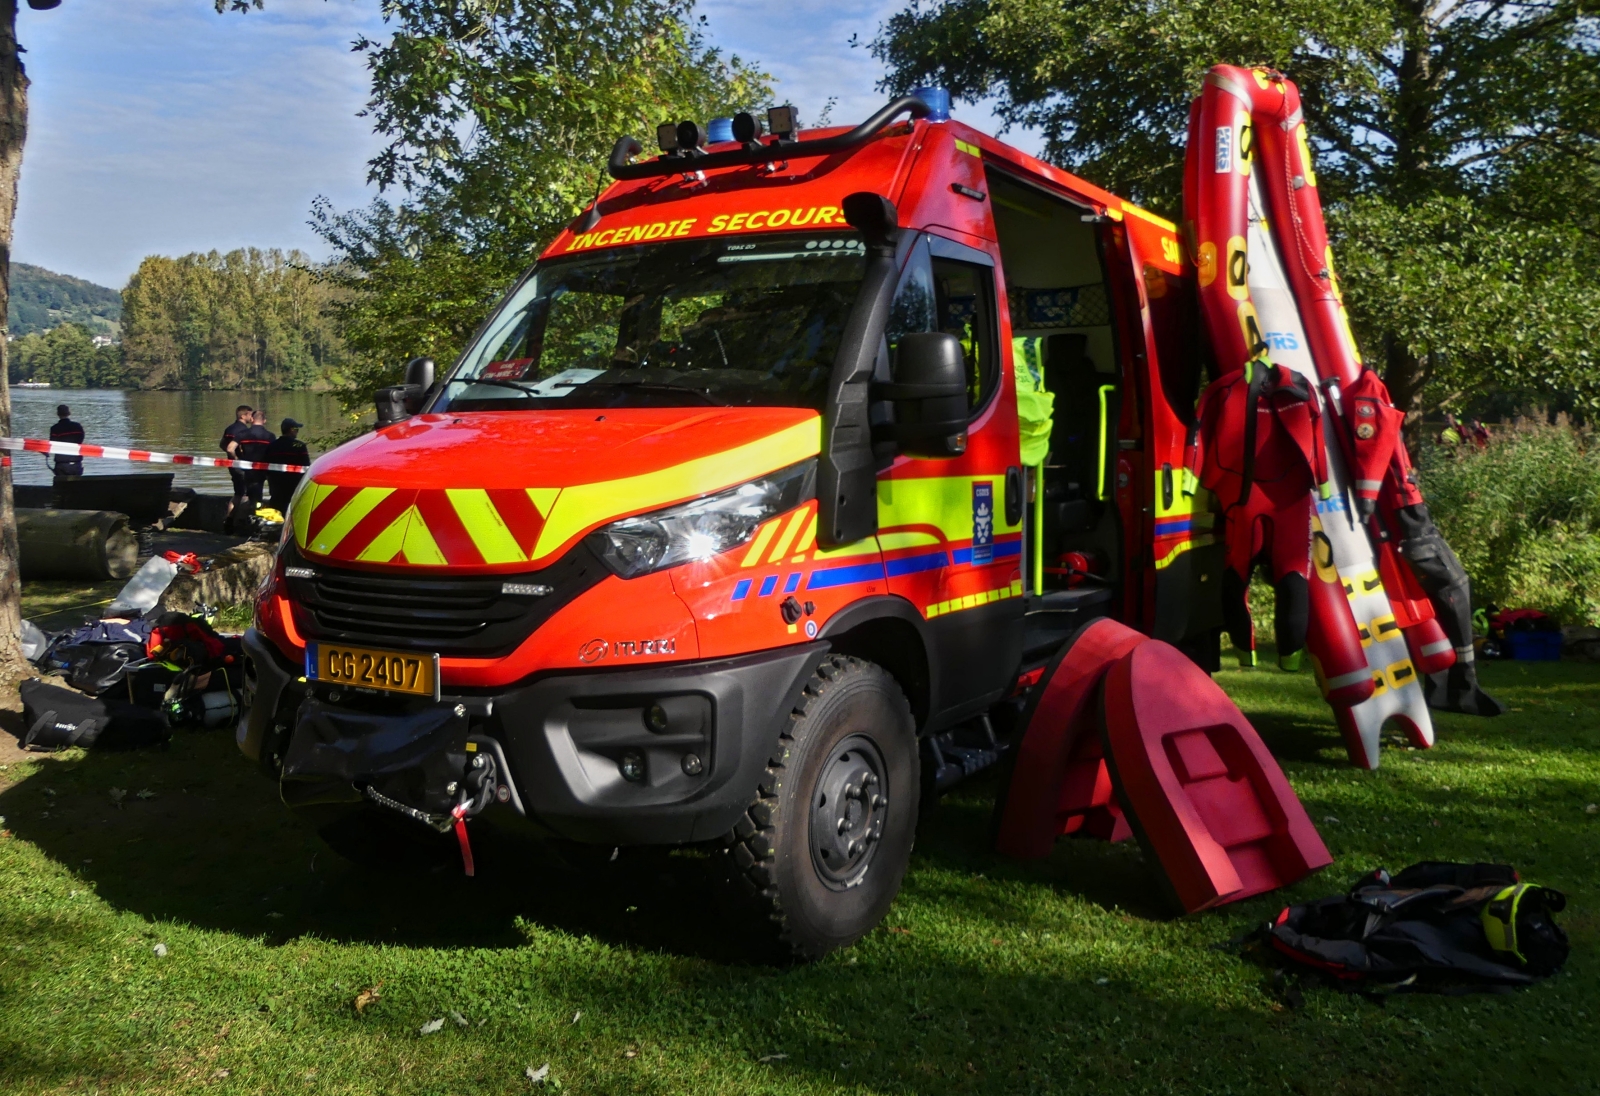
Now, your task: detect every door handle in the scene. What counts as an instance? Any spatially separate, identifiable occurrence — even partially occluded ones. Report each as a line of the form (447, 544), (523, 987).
(1005, 465), (1024, 526)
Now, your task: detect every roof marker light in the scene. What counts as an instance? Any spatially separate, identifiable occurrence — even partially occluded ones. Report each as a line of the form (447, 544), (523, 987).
(767, 104), (799, 142)
(910, 86), (951, 122)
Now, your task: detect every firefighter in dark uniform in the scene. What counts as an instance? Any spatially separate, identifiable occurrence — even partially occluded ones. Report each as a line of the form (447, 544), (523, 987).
(224, 407), (274, 531)
(222, 404), (256, 531)
(49, 404), (84, 477)
(264, 418), (310, 509)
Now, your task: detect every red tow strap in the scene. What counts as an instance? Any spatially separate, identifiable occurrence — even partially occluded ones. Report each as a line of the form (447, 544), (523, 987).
(451, 802), (475, 877)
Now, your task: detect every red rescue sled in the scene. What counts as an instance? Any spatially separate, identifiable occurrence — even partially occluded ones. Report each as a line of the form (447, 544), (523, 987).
(1100, 640), (1332, 912)
(994, 618), (1143, 858)
(997, 620), (1330, 913)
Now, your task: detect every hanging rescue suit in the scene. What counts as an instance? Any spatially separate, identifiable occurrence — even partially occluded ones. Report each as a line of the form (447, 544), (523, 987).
(1182, 64), (1500, 761)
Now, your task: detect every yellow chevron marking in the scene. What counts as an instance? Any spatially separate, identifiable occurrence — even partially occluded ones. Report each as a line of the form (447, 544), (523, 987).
(292, 480), (340, 549)
(793, 512), (817, 555)
(446, 488), (525, 564)
(400, 506), (447, 566)
(308, 487), (394, 556)
(534, 417), (821, 560)
(767, 509), (809, 563)
(356, 507), (412, 563)
(742, 519), (781, 567)
(526, 487), (560, 518)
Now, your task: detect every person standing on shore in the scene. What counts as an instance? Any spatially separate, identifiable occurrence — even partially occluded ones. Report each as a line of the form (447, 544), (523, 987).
(49, 404), (84, 477)
(265, 418), (310, 508)
(222, 404), (258, 532)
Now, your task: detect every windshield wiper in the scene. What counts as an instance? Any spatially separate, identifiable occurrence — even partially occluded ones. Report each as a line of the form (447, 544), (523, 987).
(580, 380), (718, 405)
(446, 376), (540, 395)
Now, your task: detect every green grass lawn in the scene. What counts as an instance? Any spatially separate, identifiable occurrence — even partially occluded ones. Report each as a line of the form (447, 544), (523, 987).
(0, 657), (1595, 1095)
(22, 578), (125, 633)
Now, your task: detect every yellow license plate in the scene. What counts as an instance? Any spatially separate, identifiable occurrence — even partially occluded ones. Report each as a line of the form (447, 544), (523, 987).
(309, 642), (437, 698)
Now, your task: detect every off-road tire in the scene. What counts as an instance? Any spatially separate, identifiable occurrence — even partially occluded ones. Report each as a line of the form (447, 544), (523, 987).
(720, 654), (919, 962)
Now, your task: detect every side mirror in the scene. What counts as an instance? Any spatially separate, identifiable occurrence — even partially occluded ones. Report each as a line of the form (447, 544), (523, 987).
(875, 332), (969, 458)
(404, 356), (435, 389)
(375, 356), (436, 426)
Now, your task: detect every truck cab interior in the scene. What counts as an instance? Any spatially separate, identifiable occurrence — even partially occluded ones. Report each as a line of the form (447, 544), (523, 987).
(986, 169), (1124, 653)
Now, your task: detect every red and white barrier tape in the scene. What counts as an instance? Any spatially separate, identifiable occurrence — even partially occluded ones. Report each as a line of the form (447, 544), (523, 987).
(0, 436), (308, 474)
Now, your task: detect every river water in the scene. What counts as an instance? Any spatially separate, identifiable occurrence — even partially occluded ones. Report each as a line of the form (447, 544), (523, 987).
(10, 388), (352, 492)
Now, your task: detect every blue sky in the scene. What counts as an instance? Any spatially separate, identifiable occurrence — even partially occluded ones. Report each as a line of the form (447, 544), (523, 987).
(14, 0), (1035, 291)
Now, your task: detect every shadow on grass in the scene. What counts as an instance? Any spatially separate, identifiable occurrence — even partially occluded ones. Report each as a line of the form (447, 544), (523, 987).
(0, 729), (785, 963)
(2, 654), (1594, 970)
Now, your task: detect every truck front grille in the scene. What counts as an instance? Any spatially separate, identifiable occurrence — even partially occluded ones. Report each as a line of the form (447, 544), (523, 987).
(281, 542), (604, 658)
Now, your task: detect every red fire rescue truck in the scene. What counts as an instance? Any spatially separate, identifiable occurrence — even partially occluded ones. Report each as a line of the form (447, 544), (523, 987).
(238, 86), (1470, 959)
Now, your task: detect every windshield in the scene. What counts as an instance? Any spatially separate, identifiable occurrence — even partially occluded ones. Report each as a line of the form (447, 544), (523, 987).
(437, 233), (868, 411)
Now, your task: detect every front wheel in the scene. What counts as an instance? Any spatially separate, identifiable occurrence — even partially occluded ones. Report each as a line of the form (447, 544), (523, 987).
(721, 655), (919, 962)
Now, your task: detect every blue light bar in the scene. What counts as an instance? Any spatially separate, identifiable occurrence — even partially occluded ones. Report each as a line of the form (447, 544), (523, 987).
(909, 86), (951, 122)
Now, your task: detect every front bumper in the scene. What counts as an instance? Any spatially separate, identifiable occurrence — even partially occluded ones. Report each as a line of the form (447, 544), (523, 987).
(238, 629), (826, 845)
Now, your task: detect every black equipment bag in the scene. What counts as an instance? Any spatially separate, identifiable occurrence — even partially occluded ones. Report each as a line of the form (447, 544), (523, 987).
(51, 642), (148, 697)
(127, 661), (186, 710)
(1267, 861), (1568, 991)
(20, 679), (170, 751)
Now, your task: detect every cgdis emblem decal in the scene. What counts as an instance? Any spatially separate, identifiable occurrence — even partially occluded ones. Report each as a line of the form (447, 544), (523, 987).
(577, 639), (609, 663)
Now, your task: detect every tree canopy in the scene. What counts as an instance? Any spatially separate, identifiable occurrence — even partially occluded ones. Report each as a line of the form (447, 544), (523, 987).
(8, 322), (123, 388)
(312, 0), (770, 405)
(120, 248), (345, 391)
(874, 0), (1600, 418)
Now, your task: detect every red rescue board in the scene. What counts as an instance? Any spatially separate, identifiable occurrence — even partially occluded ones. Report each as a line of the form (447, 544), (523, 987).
(994, 618), (1146, 859)
(1100, 640), (1331, 912)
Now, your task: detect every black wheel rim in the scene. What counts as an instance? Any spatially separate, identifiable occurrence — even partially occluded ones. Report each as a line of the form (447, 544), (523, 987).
(809, 733), (888, 891)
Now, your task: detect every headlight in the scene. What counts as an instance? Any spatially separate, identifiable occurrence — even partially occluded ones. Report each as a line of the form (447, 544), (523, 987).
(588, 461), (814, 578)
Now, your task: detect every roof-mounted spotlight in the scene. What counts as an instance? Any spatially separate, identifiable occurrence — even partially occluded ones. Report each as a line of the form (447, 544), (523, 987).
(656, 121), (680, 154)
(676, 120), (708, 155)
(732, 112), (764, 147)
(766, 105), (799, 143)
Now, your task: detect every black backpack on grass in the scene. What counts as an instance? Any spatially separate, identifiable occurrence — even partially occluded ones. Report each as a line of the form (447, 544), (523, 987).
(1267, 862), (1568, 991)
(19, 679), (170, 751)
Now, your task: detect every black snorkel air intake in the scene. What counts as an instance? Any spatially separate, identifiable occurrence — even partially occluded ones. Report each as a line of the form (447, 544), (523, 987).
(606, 95), (934, 180)
(818, 193), (901, 549)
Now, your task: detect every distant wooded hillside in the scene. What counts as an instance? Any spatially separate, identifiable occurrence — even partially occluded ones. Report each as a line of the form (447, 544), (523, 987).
(9, 263), (122, 338)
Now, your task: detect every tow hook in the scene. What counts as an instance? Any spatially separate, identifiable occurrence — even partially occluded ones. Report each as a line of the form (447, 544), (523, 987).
(450, 797), (475, 877)
(451, 752), (500, 877)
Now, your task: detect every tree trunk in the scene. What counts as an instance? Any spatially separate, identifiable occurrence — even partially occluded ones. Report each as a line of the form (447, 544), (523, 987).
(0, 0), (27, 675)
(1384, 334), (1427, 448)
